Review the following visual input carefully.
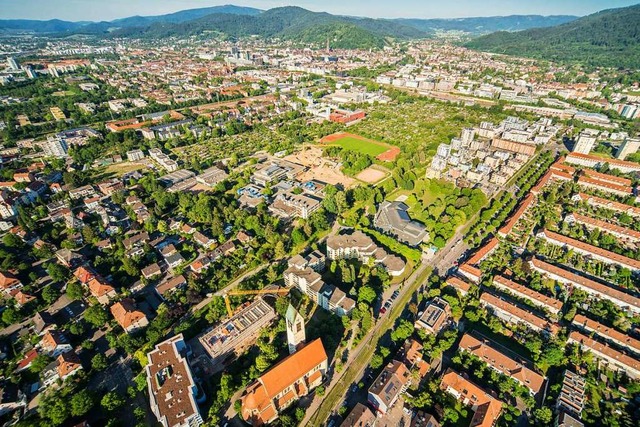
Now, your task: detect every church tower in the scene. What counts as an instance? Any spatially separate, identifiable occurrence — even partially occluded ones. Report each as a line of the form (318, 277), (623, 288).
(286, 304), (306, 354)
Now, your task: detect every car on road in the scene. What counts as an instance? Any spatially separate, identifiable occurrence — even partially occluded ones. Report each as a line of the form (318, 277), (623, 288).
(379, 307), (387, 315)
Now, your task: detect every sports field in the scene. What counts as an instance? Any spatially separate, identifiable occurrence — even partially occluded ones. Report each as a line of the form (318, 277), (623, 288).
(320, 132), (399, 160)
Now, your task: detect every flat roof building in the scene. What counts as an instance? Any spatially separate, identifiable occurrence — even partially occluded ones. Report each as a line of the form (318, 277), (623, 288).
(199, 298), (277, 373)
(415, 297), (451, 334)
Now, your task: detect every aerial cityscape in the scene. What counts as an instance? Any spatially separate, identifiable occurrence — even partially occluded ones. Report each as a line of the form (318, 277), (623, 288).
(0, 1), (639, 427)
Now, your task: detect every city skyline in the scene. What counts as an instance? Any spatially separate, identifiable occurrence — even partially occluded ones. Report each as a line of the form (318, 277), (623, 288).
(1, 0), (639, 21)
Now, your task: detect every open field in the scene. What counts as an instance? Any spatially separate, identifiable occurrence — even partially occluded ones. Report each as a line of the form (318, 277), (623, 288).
(355, 166), (388, 184)
(321, 132), (400, 161)
(104, 161), (147, 176)
(284, 146), (356, 188)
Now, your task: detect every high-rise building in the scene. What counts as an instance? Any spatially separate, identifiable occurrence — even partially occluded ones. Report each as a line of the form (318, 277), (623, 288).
(7, 57), (19, 71)
(460, 127), (475, 145)
(25, 67), (37, 79)
(615, 138), (640, 160)
(38, 136), (68, 158)
(572, 132), (597, 154)
(286, 304), (305, 354)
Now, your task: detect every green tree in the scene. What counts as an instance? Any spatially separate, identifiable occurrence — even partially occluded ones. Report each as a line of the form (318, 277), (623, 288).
(42, 286), (59, 304)
(71, 389), (95, 416)
(38, 390), (70, 426)
(91, 353), (108, 371)
(533, 407), (553, 425)
(30, 354), (52, 373)
(66, 281), (84, 300)
(357, 285), (377, 305)
(101, 391), (125, 412)
(84, 304), (109, 328)
(47, 263), (69, 283)
(1, 307), (20, 325)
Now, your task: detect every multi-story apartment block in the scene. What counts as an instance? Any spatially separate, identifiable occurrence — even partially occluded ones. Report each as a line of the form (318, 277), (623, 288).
(147, 334), (203, 427)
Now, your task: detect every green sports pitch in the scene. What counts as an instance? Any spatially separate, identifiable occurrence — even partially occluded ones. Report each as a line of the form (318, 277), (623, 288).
(331, 135), (388, 156)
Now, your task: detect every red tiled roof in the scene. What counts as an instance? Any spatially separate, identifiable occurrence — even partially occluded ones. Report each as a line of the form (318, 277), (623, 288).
(441, 369), (503, 427)
(566, 152), (640, 171)
(577, 176), (633, 195)
(568, 213), (640, 241)
(459, 333), (544, 394)
(530, 257), (640, 312)
(468, 237), (500, 265)
(575, 193), (640, 217)
(498, 194), (535, 237)
(568, 331), (640, 373)
(446, 276), (471, 294)
(573, 314), (640, 354)
(539, 229), (640, 270)
(480, 292), (559, 335)
(493, 275), (563, 312)
(110, 299), (147, 330)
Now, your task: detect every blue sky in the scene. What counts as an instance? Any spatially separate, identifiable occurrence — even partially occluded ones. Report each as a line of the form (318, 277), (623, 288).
(1, 0), (638, 21)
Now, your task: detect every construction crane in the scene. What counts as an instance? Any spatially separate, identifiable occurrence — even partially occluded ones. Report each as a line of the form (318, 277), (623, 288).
(223, 287), (290, 317)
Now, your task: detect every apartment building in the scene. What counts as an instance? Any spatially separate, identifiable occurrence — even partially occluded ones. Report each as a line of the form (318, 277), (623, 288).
(572, 193), (640, 218)
(565, 152), (640, 174)
(446, 276), (471, 296)
(536, 229), (640, 272)
(269, 191), (322, 219)
(457, 263), (482, 284)
(199, 298), (277, 373)
(492, 275), (563, 316)
(415, 297), (451, 334)
(458, 333), (544, 395)
(556, 370), (586, 418)
(530, 257), (640, 314)
(326, 231), (406, 276)
(440, 369), (503, 427)
(374, 201), (429, 246)
(564, 212), (640, 243)
(572, 314), (640, 355)
(480, 293), (559, 336)
(568, 331), (640, 379)
(498, 194), (535, 237)
(146, 334), (203, 427)
(110, 299), (149, 334)
(576, 176), (633, 197)
(38, 136), (68, 158)
(368, 360), (411, 415)
(241, 339), (328, 426)
(340, 403), (376, 427)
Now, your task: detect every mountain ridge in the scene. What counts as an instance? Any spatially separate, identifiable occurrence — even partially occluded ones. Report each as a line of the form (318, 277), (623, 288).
(465, 4), (640, 68)
(0, 4), (578, 38)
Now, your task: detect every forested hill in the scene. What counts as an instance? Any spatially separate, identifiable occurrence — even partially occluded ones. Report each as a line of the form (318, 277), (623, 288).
(465, 4), (640, 69)
(0, 5), (262, 34)
(108, 7), (426, 49)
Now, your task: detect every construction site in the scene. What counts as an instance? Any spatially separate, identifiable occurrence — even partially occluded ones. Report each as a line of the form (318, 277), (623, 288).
(197, 289), (289, 373)
(284, 146), (356, 187)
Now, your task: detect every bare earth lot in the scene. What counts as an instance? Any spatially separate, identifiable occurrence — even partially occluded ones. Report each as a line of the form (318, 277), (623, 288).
(356, 166), (388, 184)
(285, 146), (356, 188)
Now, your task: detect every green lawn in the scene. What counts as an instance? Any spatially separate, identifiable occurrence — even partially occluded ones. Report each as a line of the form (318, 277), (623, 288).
(333, 136), (389, 157)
